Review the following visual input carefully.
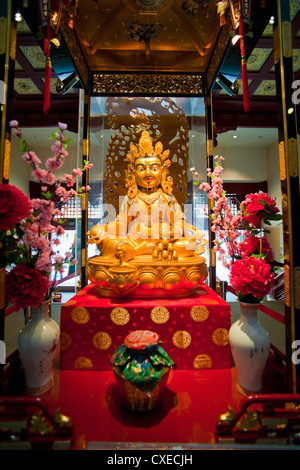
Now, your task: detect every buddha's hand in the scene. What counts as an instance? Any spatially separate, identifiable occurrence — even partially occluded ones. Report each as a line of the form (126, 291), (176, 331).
(87, 225), (104, 245)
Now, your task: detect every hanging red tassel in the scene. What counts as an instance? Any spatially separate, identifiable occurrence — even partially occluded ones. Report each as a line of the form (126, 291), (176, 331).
(43, 56), (51, 114)
(43, 13), (51, 114)
(239, 12), (250, 113)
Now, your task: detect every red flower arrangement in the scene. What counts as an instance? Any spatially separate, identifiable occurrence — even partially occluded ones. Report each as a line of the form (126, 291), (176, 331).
(191, 157), (282, 303)
(240, 192), (281, 228)
(0, 184), (31, 231)
(1, 121), (92, 313)
(229, 257), (275, 302)
(5, 264), (50, 310)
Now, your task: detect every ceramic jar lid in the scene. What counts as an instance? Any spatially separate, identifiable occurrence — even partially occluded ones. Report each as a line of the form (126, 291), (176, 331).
(124, 330), (159, 350)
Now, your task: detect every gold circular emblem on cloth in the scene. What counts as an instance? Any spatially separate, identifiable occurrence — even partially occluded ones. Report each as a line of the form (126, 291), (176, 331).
(74, 357), (93, 369)
(172, 330), (192, 349)
(110, 307), (130, 325)
(71, 307), (90, 324)
(60, 332), (72, 350)
(193, 354), (213, 369)
(212, 328), (229, 346)
(150, 306), (170, 324)
(190, 306), (209, 322)
(92, 332), (112, 350)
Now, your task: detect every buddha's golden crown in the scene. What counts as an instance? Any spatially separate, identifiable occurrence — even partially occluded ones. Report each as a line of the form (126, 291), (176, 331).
(126, 130), (170, 164)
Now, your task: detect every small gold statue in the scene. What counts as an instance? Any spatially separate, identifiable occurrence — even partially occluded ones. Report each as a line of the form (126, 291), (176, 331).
(87, 130), (207, 298)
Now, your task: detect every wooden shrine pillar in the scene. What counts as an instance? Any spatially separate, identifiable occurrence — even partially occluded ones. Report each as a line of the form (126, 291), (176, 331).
(80, 90), (90, 289)
(0, 0), (16, 348)
(274, 0), (300, 393)
(205, 94), (216, 292)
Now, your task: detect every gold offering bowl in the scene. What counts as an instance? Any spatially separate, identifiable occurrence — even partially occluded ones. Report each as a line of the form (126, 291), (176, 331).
(87, 254), (208, 298)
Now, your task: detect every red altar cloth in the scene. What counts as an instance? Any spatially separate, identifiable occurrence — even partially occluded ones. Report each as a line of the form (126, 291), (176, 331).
(59, 283), (231, 371)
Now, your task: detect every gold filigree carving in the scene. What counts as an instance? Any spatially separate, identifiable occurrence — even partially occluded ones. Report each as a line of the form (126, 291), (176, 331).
(288, 137), (299, 177)
(59, 10), (89, 89)
(93, 73), (203, 95)
(3, 138), (10, 180)
(104, 96), (189, 211)
(282, 21), (292, 58)
(279, 140), (286, 181)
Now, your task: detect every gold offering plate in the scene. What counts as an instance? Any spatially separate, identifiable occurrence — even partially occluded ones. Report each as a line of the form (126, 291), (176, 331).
(87, 255), (208, 298)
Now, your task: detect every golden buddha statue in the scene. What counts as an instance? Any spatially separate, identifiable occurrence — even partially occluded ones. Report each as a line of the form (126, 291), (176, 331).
(87, 130), (208, 298)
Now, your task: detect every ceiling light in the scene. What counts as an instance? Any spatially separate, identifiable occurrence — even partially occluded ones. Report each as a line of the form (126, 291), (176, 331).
(15, 11), (22, 22)
(232, 34), (241, 45)
(269, 16), (275, 24)
(288, 107), (294, 114)
(233, 135), (237, 139)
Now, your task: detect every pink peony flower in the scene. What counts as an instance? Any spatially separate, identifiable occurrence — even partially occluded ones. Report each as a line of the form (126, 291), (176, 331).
(229, 256), (275, 301)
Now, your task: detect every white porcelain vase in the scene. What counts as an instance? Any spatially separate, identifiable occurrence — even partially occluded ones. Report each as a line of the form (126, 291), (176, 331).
(229, 301), (270, 396)
(18, 301), (60, 396)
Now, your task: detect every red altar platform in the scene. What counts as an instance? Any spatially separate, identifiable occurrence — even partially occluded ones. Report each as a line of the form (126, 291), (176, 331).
(60, 283), (231, 371)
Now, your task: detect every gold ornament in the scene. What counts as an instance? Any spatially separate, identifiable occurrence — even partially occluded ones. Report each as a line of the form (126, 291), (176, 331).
(150, 306), (170, 324)
(71, 307), (90, 324)
(190, 306), (209, 322)
(110, 307), (130, 325)
(193, 354), (213, 369)
(92, 332), (112, 350)
(172, 330), (192, 349)
(212, 328), (229, 346)
(74, 357), (93, 369)
(60, 332), (72, 350)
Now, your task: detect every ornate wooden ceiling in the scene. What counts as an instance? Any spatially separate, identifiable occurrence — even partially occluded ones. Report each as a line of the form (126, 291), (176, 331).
(12, 0), (300, 132)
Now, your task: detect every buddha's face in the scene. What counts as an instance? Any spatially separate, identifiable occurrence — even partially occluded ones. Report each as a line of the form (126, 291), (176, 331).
(134, 156), (162, 190)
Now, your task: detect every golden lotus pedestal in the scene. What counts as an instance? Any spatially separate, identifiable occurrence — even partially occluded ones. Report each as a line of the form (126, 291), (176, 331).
(86, 254), (208, 298)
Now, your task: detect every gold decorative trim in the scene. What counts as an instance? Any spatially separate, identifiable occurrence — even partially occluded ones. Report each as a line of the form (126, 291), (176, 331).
(0, 18), (7, 55)
(295, 266), (300, 309)
(59, 10), (89, 89)
(3, 138), (10, 180)
(284, 264), (290, 307)
(279, 140), (286, 181)
(206, 139), (213, 156)
(81, 248), (86, 267)
(273, 25), (279, 65)
(82, 138), (88, 156)
(282, 21), (292, 58)
(206, 12), (233, 92)
(92, 73), (204, 95)
(288, 137), (299, 177)
(0, 267), (5, 309)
